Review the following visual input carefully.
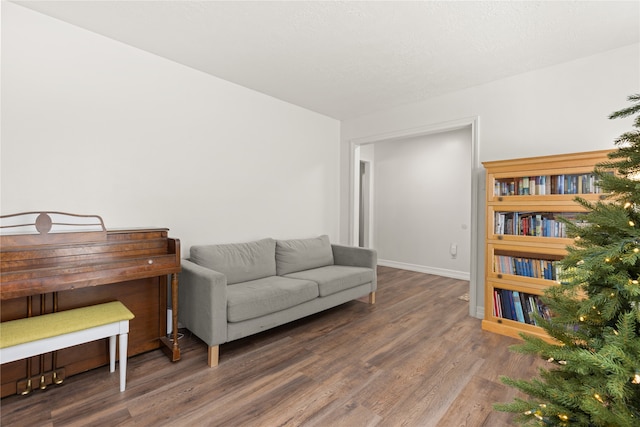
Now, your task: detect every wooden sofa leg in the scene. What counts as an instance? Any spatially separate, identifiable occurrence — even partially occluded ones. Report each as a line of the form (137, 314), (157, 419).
(369, 291), (376, 304)
(208, 345), (219, 367)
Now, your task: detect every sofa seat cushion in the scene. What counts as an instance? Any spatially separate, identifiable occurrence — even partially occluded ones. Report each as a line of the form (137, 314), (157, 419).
(283, 265), (374, 297)
(276, 235), (334, 275)
(190, 238), (276, 285)
(227, 276), (319, 322)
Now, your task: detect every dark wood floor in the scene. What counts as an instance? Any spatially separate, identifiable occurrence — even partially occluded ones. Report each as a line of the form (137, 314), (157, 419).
(1, 266), (544, 426)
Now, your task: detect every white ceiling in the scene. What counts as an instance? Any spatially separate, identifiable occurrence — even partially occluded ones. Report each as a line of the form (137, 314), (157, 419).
(13, 1), (640, 120)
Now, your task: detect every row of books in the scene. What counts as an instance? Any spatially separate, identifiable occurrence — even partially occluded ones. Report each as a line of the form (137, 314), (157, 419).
(492, 288), (551, 325)
(494, 212), (583, 237)
(494, 255), (561, 280)
(494, 174), (602, 197)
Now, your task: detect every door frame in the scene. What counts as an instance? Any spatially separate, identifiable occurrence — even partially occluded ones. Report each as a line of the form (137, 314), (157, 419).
(359, 160), (372, 248)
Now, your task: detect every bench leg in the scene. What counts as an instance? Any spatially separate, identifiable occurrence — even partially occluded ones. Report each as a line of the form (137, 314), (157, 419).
(109, 335), (116, 373)
(369, 291), (376, 304)
(119, 333), (128, 392)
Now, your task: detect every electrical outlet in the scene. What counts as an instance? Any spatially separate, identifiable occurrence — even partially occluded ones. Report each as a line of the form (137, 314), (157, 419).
(450, 243), (457, 258)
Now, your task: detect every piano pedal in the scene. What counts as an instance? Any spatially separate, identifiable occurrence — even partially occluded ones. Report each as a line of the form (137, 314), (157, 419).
(39, 375), (47, 390)
(52, 371), (64, 385)
(16, 368), (65, 395)
(20, 379), (32, 396)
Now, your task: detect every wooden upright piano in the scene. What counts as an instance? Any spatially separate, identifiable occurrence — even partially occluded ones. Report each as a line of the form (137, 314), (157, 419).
(0, 212), (181, 397)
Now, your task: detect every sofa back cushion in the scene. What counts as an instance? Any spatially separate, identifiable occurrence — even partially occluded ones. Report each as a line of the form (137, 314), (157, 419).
(276, 235), (334, 275)
(190, 238), (276, 285)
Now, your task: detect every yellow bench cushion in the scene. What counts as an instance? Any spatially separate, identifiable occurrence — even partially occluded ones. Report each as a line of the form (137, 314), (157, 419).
(0, 301), (135, 349)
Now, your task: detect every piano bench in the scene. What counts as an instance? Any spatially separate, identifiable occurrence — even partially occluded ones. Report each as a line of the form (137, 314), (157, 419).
(0, 301), (135, 392)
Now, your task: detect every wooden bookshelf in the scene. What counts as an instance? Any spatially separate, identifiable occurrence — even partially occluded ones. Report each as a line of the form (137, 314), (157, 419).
(481, 149), (613, 341)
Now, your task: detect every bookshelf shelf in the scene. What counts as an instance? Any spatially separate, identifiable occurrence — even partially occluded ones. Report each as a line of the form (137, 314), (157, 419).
(481, 149), (613, 342)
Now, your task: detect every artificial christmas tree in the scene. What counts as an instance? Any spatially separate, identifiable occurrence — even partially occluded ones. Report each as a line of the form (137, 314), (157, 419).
(494, 94), (640, 426)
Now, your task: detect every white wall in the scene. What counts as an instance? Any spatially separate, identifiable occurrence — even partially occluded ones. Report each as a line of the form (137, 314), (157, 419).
(1, 2), (341, 256)
(342, 44), (639, 162)
(341, 43), (640, 316)
(373, 128), (471, 279)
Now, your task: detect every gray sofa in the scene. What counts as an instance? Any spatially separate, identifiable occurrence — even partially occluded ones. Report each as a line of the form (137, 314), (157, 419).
(178, 235), (377, 367)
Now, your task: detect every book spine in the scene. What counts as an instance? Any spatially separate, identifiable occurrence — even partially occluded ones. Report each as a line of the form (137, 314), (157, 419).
(512, 291), (525, 323)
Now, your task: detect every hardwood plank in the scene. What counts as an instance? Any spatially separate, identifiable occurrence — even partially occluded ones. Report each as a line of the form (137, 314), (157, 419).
(436, 375), (511, 427)
(0, 266), (544, 426)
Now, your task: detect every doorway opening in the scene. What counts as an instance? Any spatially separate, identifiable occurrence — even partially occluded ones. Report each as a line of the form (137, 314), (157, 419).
(349, 116), (481, 318)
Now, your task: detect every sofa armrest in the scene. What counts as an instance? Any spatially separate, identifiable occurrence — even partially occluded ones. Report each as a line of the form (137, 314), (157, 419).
(332, 244), (377, 269)
(178, 259), (228, 347)
(331, 244), (377, 290)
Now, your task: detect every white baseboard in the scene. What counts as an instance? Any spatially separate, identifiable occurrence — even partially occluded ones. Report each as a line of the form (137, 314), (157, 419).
(377, 259), (470, 281)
